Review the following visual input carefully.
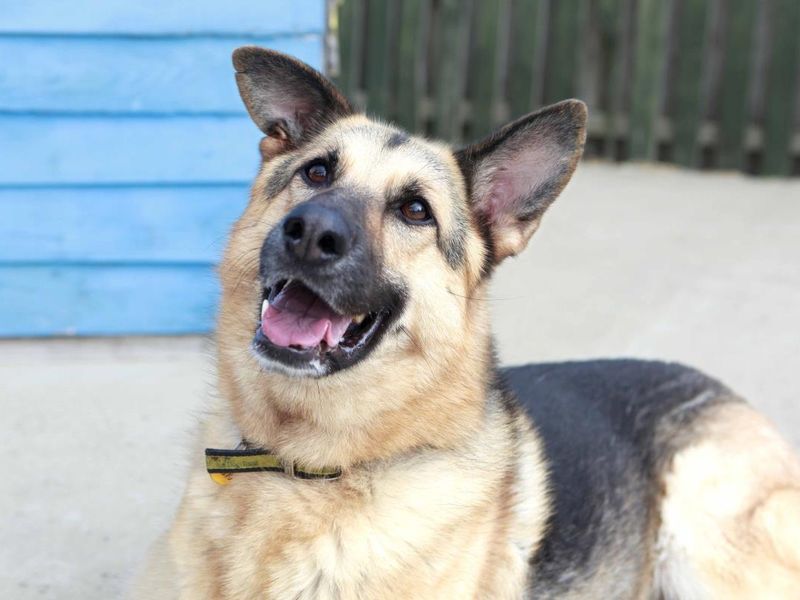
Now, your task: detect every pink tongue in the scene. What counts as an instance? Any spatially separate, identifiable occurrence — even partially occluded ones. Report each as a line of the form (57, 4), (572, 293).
(261, 282), (352, 349)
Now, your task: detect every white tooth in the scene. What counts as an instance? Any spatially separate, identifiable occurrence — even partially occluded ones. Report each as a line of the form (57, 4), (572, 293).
(261, 299), (269, 315)
(352, 314), (365, 325)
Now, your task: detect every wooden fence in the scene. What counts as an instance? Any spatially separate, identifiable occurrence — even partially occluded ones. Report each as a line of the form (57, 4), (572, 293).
(333, 0), (800, 176)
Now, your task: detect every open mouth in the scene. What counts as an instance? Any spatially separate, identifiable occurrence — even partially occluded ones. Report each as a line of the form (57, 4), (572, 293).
(252, 279), (391, 375)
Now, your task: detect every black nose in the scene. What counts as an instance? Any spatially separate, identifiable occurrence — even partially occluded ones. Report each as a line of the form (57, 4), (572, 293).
(281, 202), (352, 265)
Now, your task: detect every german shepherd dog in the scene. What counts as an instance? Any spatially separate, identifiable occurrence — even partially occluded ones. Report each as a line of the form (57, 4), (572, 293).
(135, 48), (800, 599)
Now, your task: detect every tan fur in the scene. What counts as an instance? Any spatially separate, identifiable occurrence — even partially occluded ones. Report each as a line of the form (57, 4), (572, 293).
(156, 395), (549, 599)
(132, 116), (551, 598)
(133, 58), (800, 597)
(656, 402), (800, 599)
(215, 116), (491, 470)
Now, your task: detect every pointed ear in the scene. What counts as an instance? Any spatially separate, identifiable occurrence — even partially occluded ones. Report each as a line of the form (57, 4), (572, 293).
(232, 46), (354, 159)
(456, 100), (587, 263)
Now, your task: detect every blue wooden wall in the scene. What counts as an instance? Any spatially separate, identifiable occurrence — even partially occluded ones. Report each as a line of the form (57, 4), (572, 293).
(0, 0), (325, 336)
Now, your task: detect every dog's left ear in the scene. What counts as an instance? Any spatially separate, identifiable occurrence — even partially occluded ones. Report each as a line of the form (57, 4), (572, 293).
(456, 100), (587, 263)
(233, 46), (354, 159)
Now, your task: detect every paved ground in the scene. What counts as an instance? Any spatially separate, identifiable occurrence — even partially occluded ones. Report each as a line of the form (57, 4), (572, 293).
(1, 162), (798, 599)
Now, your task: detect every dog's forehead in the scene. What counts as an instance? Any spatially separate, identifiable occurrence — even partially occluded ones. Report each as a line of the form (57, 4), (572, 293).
(324, 117), (460, 191)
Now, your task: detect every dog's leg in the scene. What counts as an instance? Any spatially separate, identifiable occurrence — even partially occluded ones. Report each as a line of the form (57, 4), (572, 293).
(654, 402), (800, 599)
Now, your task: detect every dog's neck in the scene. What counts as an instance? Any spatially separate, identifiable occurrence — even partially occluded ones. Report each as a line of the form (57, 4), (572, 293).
(217, 330), (495, 471)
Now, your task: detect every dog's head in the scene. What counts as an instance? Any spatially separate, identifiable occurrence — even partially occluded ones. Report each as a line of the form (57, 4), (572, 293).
(217, 48), (585, 453)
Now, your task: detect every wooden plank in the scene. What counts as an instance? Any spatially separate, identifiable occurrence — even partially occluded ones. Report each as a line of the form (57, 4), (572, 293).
(334, 0), (353, 90)
(668, 0), (706, 168)
(363, 0), (388, 116)
(575, 0), (620, 157)
(607, 0), (637, 161)
(459, 2), (484, 141)
(467, 1), (502, 140)
(0, 1), (325, 36)
(793, 18), (800, 175)
(346, 0), (368, 110)
(393, 0), (422, 132)
(544, 0), (581, 103)
(0, 186), (248, 263)
(596, 0), (624, 118)
(695, 0), (729, 169)
(324, 0), (341, 77)
(434, 0), (473, 143)
(717, 0), (758, 170)
(428, 0), (447, 138)
(529, 0), (552, 109)
(449, 0), (475, 143)
(381, 0), (404, 123)
(413, 0), (434, 133)
(425, 0), (446, 138)
(629, 0), (670, 160)
(762, 0), (800, 175)
(0, 115), (261, 185)
(576, 0), (601, 113)
(0, 36), (323, 114)
(742, 0), (774, 174)
(653, 0), (682, 162)
(490, 0), (513, 129)
(0, 265), (220, 336)
(432, 0), (464, 139)
(507, 0), (541, 118)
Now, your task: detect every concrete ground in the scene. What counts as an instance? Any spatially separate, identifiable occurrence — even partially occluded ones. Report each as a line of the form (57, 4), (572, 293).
(1, 162), (798, 599)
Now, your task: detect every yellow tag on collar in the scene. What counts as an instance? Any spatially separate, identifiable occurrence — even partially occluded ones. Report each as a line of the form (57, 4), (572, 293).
(209, 472), (233, 486)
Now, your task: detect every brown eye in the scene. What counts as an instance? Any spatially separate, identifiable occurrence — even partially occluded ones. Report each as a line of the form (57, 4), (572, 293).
(400, 199), (432, 224)
(304, 161), (329, 185)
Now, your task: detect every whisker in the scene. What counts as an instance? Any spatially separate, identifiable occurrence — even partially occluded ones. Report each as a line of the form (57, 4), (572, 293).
(446, 289), (519, 302)
(398, 326), (436, 374)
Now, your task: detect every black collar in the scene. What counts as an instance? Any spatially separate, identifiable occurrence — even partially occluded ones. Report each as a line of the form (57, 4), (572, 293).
(205, 442), (341, 484)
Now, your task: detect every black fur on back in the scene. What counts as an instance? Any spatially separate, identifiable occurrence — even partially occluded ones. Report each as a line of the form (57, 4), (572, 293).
(501, 359), (734, 595)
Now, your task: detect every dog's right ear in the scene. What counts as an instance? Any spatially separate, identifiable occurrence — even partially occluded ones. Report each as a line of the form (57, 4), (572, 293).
(233, 47), (354, 159)
(456, 100), (587, 263)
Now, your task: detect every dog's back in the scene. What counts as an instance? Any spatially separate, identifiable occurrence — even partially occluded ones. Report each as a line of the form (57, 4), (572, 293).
(506, 360), (800, 598)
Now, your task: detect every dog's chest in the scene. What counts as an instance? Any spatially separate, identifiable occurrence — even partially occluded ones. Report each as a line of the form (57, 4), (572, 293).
(197, 460), (502, 599)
